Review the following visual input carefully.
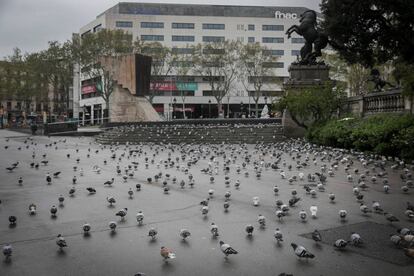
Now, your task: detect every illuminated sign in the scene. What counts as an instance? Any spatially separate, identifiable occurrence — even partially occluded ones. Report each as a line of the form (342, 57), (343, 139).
(274, 11), (298, 19)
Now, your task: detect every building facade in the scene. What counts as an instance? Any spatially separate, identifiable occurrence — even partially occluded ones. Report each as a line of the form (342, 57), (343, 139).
(76, 3), (310, 122)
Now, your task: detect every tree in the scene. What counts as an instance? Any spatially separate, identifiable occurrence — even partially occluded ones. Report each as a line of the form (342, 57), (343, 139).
(323, 52), (371, 96)
(194, 40), (241, 118)
(321, 0), (414, 66)
(134, 40), (174, 104)
(171, 45), (195, 119)
(76, 29), (133, 121)
(239, 43), (281, 117)
(275, 83), (345, 129)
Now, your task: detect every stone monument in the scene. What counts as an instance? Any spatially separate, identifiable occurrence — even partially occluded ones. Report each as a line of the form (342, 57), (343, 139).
(282, 9), (331, 137)
(260, 105), (270, 119)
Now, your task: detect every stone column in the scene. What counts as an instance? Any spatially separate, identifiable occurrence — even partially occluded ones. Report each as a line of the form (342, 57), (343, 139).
(90, 105), (94, 125)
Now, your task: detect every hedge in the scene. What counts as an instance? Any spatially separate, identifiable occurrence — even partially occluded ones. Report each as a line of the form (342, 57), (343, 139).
(307, 114), (414, 160)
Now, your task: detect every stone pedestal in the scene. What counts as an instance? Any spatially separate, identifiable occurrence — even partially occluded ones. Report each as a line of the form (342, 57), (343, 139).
(283, 63), (331, 137)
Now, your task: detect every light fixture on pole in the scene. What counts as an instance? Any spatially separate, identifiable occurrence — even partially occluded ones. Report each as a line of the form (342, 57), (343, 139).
(208, 99), (211, 118)
(173, 97), (177, 119)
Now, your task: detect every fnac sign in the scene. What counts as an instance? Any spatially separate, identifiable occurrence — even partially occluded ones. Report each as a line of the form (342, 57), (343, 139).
(274, 11), (297, 19)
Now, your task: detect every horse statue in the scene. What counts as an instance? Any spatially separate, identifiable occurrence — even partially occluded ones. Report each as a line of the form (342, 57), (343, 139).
(285, 10), (329, 65)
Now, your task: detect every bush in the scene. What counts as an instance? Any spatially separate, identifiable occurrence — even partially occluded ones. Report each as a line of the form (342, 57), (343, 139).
(307, 114), (414, 160)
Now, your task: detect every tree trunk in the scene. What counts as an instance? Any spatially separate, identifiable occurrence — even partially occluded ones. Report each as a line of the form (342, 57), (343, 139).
(105, 100), (110, 123)
(255, 101), (259, 118)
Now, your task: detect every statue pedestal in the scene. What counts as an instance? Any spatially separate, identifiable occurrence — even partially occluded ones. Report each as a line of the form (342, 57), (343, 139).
(282, 64), (331, 137)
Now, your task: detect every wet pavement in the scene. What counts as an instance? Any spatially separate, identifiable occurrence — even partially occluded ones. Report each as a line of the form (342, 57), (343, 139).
(0, 129), (413, 276)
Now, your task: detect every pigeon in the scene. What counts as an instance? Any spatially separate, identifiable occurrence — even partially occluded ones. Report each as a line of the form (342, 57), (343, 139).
(83, 223), (91, 234)
(148, 228), (158, 240)
(384, 212), (399, 223)
(219, 241), (238, 257)
(372, 201), (383, 213)
(312, 230), (322, 242)
(107, 196), (116, 206)
(72, 176), (77, 184)
(274, 228), (283, 243)
(104, 178), (115, 186)
(288, 197), (300, 207)
(58, 195), (65, 205)
(128, 188), (134, 198)
(116, 208), (128, 220)
(46, 173), (52, 184)
(201, 205), (209, 216)
(328, 193), (335, 202)
(223, 200), (230, 212)
(310, 206), (318, 218)
(299, 210), (307, 222)
(360, 204), (372, 215)
(109, 221), (117, 232)
(3, 244), (12, 261)
(291, 243), (315, 259)
(180, 229), (191, 240)
(334, 239), (349, 250)
(210, 223), (219, 237)
(339, 210), (347, 220)
(253, 196), (260, 206)
(18, 176), (23, 185)
(136, 183), (141, 191)
(403, 248), (414, 259)
(136, 211), (144, 225)
(69, 186), (76, 196)
(160, 246), (176, 261)
(350, 232), (363, 246)
(56, 234), (67, 250)
(29, 203), (37, 215)
(276, 210), (285, 221)
(86, 187), (96, 194)
(50, 205), (58, 217)
(258, 214), (266, 227)
(245, 224), (254, 236)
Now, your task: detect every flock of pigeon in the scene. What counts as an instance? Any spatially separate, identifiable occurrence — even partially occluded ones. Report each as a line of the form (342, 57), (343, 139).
(1, 134), (414, 275)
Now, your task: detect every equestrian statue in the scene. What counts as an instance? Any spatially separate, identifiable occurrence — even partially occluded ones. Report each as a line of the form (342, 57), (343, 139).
(285, 10), (329, 65)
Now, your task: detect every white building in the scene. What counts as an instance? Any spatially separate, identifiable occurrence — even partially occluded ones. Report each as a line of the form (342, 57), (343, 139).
(76, 2), (310, 123)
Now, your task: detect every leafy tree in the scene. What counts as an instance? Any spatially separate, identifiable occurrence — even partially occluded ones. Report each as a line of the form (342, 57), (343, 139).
(194, 40), (241, 117)
(321, 0), (414, 66)
(76, 29), (133, 121)
(171, 45), (195, 119)
(134, 40), (174, 104)
(239, 43), (281, 117)
(275, 83), (345, 129)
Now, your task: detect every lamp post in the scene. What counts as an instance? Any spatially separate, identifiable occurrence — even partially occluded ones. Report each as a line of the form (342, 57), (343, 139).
(173, 97), (177, 119)
(208, 99), (211, 118)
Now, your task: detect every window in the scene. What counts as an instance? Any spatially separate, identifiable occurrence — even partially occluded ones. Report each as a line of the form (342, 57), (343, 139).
(202, 48), (225, 54)
(262, 37), (284, 43)
(291, 37), (305, 43)
(237, 37), (244, 42)
(172, 48), (194, 54)
(172, 35), (195, 42)
(203, 36), (225, 42)
(248, 37), (255, 43)
(141, 22), (164, 28)
(262, 25), (284, 31)
(81, 30), (91, 38)
(237, 24), (245, 31)
(248, 24), (255, 31)
(141, 35), (164, 41)
(263, 49), (284, 56)
(263, 62), (284, 68)
(116, 21), (133, 28)
(93, 24), (102, 32)
(202, 24), (225, 30)
(172, 23), (194, 29)
(291, 50), (301, 56)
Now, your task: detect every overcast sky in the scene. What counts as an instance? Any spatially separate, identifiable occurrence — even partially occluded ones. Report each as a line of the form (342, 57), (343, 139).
(0, 0), (321, 59)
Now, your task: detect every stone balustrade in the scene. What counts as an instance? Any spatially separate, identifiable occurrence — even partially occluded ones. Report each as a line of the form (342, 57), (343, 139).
(342, 89), (412, 117)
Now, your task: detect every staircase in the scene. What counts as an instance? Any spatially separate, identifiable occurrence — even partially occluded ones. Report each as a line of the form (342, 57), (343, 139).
(96, 120), (285, 144)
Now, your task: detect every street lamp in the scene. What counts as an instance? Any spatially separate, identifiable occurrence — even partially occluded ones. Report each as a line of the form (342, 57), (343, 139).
(208, 99), (211, 118)
(240, 101), (244, 118)
(173, 97), (177, 119)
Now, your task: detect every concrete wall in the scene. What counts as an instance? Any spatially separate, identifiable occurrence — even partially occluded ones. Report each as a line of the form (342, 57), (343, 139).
(109, 85), (160, 122)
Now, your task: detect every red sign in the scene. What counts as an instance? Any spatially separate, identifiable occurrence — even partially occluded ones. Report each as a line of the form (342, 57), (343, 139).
(81, 85), (96, 94)
(150, 82), (177, 91)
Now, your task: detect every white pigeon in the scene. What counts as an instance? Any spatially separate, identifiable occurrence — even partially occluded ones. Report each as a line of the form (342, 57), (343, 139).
(310, 206), (318, 218)
(136, 211), (144, 225)
(219, 241), (238, 257)
(253, 196), (260, 206)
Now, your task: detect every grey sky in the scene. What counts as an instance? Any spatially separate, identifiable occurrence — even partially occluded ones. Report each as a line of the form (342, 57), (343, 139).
(0, 0), (321, 59)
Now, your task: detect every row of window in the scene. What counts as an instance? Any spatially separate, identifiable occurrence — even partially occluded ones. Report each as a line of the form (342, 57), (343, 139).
(168, 47), (300, 57)
(139, 34), (302, 45)
(115, 21), (285, 31)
